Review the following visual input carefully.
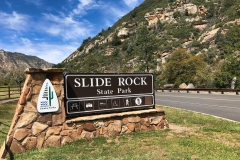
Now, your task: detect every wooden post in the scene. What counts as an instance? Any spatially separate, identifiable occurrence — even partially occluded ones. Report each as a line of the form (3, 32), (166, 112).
(8, 86), (10, 99)
(19, 85), (22, 95)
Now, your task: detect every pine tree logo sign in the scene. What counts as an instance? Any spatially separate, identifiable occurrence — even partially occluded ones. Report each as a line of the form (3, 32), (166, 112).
(37, 79), (59, 113)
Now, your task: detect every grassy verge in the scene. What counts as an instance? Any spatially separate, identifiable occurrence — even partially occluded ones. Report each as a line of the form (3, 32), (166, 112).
(1, 103), (240, 160)
(0, 101), (17, 145)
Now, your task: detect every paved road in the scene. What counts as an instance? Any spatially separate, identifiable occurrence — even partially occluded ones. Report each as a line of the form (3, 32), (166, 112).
(155, 91), (240, 122)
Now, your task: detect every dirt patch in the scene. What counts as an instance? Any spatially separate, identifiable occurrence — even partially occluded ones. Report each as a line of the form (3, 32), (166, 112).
(212, 133), (240, 147)
(168, 124), (192, 133)
(106, 137), (120, 144)
(168, 124), (240, 147)
(166, 124), (198, 139)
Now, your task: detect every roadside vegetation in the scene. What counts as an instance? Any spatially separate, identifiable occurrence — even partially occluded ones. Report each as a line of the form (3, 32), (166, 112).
(0, 100), (17, 145)
(0, 69), (25, 86)
(53, 0), (240, 89)
(0, 69), (24, 100)
(1, 101), (239, 160)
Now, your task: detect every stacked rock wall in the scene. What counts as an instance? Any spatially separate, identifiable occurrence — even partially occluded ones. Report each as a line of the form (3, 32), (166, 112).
(0, 68), (168, 158)
(62, 109), (168, 143)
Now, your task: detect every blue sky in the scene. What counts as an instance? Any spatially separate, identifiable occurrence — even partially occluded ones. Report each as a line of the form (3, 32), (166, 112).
(0, 0), (144, 64)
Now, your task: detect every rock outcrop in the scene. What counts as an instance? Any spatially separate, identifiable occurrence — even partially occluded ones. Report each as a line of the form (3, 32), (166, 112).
(117, 28), (130, 41)
(179, 83), (187, 89)
(144, 8), (166, 25)
(198, 27), (220, 43)
(177, 3), (198, 15)
(186, 83), (195, 88)
(144, 2), (207, 26)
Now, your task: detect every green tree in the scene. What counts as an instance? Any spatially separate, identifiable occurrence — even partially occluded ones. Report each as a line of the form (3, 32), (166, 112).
(112, 33), (121, 46)
(81, 55), (101, 73)
(5, 69), (26, 85)
(130, 9), (137, 21)
(135, 26), (158, 72)
(217, 24), (240, 57)
(222, 0), (235, 8)
(161, 49), (211, 87)
(207, 2), (215, 18)
(214, 55), (240, 88)
(185, 9), (189, 16)
(156, 19), (162, 33)
(173, 11), (181, 19)
(122, 40), (128, 51)
(111, 48), (120, 58)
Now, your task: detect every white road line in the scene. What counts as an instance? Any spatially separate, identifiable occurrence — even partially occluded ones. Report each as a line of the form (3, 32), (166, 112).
(156, 95), (240, 102)
(156, 99), (240, 110)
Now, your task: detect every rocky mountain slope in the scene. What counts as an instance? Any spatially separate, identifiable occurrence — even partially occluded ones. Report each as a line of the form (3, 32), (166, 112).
(55, 0), (240, 88)
(0, 49), (53, 76)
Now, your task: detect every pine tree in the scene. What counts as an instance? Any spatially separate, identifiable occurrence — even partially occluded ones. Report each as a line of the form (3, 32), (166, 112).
(112, 33), (121, 46)
(135, 26), (158, 72)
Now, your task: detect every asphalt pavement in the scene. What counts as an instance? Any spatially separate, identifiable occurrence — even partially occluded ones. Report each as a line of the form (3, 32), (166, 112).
(155, 91), (240, 122)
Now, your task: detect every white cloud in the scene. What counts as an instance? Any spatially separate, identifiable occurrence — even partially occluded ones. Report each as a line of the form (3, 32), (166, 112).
(24, 0), (42, 6)
(0, 40), (78, 64)
(40, 13), (94, 40)
(79, 0), (94, 6)
(20, 38), (32, 46)
(108, 6), (128, 19)
(122, 0), (142, 8)
(104, 19), (112, 28)
(0, 0), (145, 64)
(5, 1), (12, 8)
(0, 8), (96, 63)
(0, 11), (30, 31)
(70, 0), (106, 16)
(72, 0), (95, 15)
(30, 43), (77, 64)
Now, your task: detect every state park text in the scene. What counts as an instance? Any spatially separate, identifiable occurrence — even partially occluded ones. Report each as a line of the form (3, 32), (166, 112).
(74, 77), (148, 95)
(65, 74), (154, 99)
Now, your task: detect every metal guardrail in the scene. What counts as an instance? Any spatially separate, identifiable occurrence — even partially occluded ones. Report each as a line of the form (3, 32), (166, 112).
(155, 88), (240, 95)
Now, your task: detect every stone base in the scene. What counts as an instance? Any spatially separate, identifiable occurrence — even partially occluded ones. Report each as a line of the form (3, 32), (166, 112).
(0, 68), (169, 159)
(63, 108), (168, 139)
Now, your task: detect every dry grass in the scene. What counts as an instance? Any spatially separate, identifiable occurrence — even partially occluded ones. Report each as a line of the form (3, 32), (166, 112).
(1, 103), (239, 160)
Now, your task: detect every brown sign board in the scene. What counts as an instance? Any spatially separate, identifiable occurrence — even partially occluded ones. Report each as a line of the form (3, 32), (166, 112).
(64, 73), (155, 117)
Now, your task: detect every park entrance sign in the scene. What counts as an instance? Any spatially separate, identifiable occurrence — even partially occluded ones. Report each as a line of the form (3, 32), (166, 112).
(64, 73), (155, 117)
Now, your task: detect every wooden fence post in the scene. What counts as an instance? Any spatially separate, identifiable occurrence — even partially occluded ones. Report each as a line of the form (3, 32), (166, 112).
(20, 85), (22, 95)
(8, 86), (10, 99)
